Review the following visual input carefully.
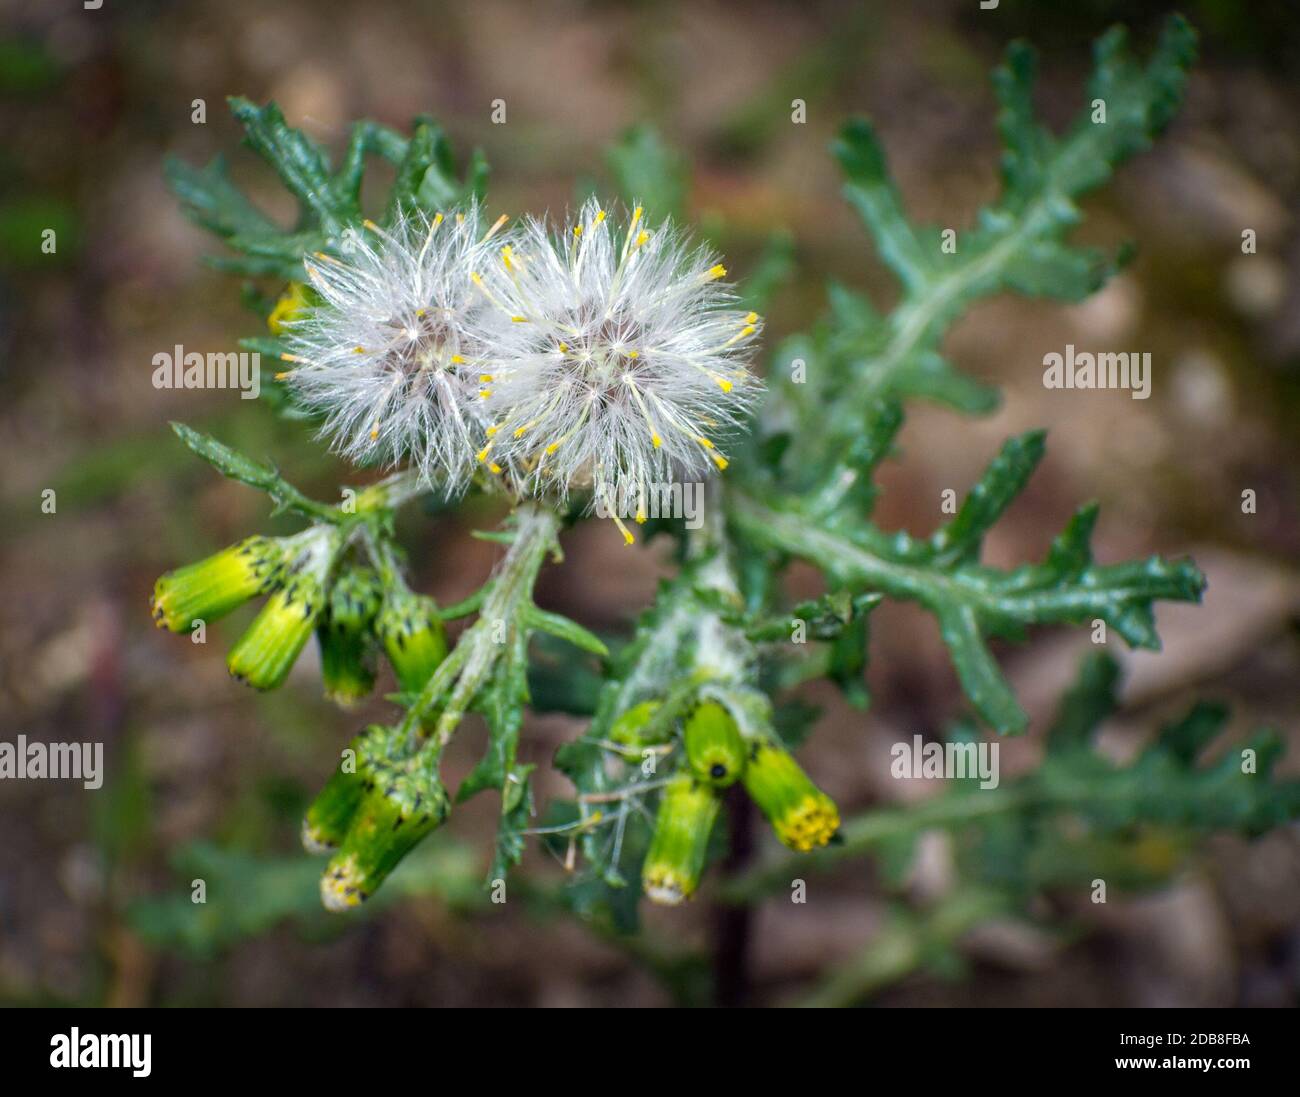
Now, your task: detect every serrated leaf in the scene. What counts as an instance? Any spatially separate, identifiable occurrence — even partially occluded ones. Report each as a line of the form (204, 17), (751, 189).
(892, 351), (1001, 414)
(930, 431), (1045, 562)
(794, 15), (1196, 441)
(171, 421), (278, 487)
(227, 97), (342, 231)
(731, 439), (1206, 734)
(1044, 503), (1098, 580)
(169, 422), (337, 521)
(391, 119), (480, 217)
(523, 606), (610, 657)
(164, 154), (279, 240)
(937, 603), (1028, 734)
(834, 119), (932, 293)
(331, 120), (409, 210)
(1046, 651), (1121, 753)
(1148, 700), (1228, 766)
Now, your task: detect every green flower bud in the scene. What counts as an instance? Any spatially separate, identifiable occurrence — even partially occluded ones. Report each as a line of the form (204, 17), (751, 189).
(150, 536), (285, 632)
(227, 576), (325, 690)
(321, 747), (450, 911)
(642, 774), (720, 906)
(328, 566), (383, 630)
(317, 626), (376, 705)
(302, 765), (365, 855)
(742, 741), (840, 852)
(302, 724), (398, 854)
(227, 530), (336, 691)
(684, 701), (745, 788)
(610, 700), (663, 762)
(375, 587), (448, 694)
(316, 568), (383, 706)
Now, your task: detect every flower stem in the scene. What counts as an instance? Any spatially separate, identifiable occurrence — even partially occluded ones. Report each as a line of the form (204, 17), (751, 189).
(396, 503), (562, 749)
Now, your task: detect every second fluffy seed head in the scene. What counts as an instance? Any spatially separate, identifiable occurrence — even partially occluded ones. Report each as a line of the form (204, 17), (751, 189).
(471, 198), (763, 540)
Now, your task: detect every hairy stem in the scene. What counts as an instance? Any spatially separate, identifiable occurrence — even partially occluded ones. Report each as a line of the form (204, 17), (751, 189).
(397, 503), (562, 749)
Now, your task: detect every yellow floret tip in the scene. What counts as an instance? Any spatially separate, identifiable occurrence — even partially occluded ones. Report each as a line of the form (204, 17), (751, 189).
(643, 865), (692, 906)
(774, 796), (841, 853)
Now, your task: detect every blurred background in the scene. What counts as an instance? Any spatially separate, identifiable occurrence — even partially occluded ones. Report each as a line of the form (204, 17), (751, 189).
(1, 0), (1298, 1006)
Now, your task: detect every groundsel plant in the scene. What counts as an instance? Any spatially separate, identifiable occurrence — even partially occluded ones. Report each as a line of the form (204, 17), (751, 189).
(154, 16), (1300, 938)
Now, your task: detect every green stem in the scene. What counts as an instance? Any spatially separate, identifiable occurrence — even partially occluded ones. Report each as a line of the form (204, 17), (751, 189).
(397, 503), (562, 749)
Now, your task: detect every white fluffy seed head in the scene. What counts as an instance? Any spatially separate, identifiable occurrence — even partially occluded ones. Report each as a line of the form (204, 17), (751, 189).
(468, 198), (763, 540)
(282, 206), (495, 493)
